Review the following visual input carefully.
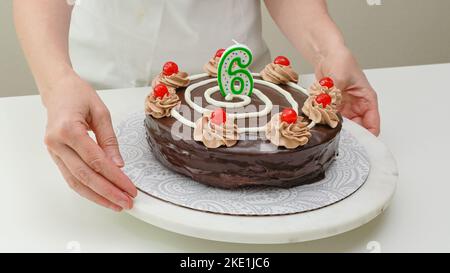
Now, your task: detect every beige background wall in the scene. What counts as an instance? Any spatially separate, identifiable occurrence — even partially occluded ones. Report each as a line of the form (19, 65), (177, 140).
(1, 0), (450, 97)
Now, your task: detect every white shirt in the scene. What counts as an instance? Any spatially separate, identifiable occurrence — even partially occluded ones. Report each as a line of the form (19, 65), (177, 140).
(69, 0), (271, 89)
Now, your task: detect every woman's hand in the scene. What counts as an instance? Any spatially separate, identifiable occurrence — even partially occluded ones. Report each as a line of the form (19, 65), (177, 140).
(264, 0), (381, 135)
(14, 0), (136, 210)
(43, 73), (137, 211)
(315, 47), (381, 135)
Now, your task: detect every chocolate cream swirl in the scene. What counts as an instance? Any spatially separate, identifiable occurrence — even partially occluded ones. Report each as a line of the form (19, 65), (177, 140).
(203, 56), (220, 77)
(301, 82), (342, 128)
(145, 92), (180, 119)
(193, 114), (239, 149)
(260, 63), (299, 84)
(265, 113), (311, 149)
(152, 71), (190, 90)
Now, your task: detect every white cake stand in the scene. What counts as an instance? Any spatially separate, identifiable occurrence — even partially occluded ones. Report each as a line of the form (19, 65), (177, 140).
(126, 118), (398, 244)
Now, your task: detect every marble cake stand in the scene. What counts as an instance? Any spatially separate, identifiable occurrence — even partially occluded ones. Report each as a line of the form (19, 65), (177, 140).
(126, 118), (398, 244)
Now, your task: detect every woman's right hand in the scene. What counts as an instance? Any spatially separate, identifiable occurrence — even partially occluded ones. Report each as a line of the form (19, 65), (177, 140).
(43, 72), (137, 212)
(13, 0), (136, 211)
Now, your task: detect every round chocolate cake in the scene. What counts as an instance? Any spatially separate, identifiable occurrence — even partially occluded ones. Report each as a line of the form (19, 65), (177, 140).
(144, 48), (343, 189)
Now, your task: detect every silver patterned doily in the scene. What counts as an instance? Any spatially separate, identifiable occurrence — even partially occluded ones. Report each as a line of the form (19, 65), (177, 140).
(116, 112), (370, 216)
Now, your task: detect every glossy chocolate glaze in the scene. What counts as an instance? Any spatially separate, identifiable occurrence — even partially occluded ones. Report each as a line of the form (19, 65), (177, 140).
(145, 76), (342, 188)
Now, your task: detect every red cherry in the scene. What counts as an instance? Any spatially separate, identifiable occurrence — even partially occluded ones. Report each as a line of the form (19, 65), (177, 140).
(215, 48), (225, 58)
(319, 77), (334, 89)
(153, 84), (169, 99)
(210, 108), (227, 125)
(281, 108), (298, 124)
(315, 93), (332, 108)
(162, 61), (179, 76)
(274, 56), (290, 66)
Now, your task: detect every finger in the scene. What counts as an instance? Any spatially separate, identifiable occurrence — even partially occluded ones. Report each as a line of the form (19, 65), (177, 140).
(49, 151), (123, 212)
(350, 116), (363, 125)
(368, 127), (380, 136)
(90, 106), (124, 167)
(362, 108), (381, 136)
(65, 125), (137, 198)
(349, 109), (380, 136)
(52, 143), (134, 210)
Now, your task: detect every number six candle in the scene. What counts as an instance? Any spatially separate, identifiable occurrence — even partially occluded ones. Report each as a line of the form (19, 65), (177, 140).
(217, 44), (254, 100)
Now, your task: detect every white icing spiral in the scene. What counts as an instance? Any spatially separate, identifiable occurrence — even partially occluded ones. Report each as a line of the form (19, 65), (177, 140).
(170, 74), (312, 134)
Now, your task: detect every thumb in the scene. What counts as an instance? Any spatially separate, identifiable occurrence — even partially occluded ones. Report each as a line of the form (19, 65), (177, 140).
(90, 105), (124, 167)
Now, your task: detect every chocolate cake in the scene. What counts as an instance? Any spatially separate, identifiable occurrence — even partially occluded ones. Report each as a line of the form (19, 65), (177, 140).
(144, 47), (343, 189)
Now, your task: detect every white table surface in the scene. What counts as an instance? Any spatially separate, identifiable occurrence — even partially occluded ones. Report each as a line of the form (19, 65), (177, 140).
(1, 63), (449, 252)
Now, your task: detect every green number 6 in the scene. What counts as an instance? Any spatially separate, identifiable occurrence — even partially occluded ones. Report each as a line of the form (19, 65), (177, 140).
(217, 45), (254, 99)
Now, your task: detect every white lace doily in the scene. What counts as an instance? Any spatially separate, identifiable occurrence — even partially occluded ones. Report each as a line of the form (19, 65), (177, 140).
(117, 112), (370, 216)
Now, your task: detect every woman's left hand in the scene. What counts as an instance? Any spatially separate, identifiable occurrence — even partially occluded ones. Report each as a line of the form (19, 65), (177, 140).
(315, 47), (381, 136)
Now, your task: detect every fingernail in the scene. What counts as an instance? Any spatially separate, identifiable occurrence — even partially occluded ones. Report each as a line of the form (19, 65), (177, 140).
(112, 156), (124, 167)
(118, 199), (131, 210)
(111, 205), (123, 212)
(129, 189), (138, 198)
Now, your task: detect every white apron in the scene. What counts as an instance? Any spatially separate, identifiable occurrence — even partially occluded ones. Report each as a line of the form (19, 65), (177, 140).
(69, 0), (271, 89)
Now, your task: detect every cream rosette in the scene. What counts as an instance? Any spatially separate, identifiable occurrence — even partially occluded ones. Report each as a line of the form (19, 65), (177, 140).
(151, 71), (190, 90)
(260, 63), (299, 84)
(145, 93), (180, 119)
(193, 113), (239, 149)
(265, 113), (311, 149)
(302, 81), (342, 128)
(203, 56), (220, 77)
